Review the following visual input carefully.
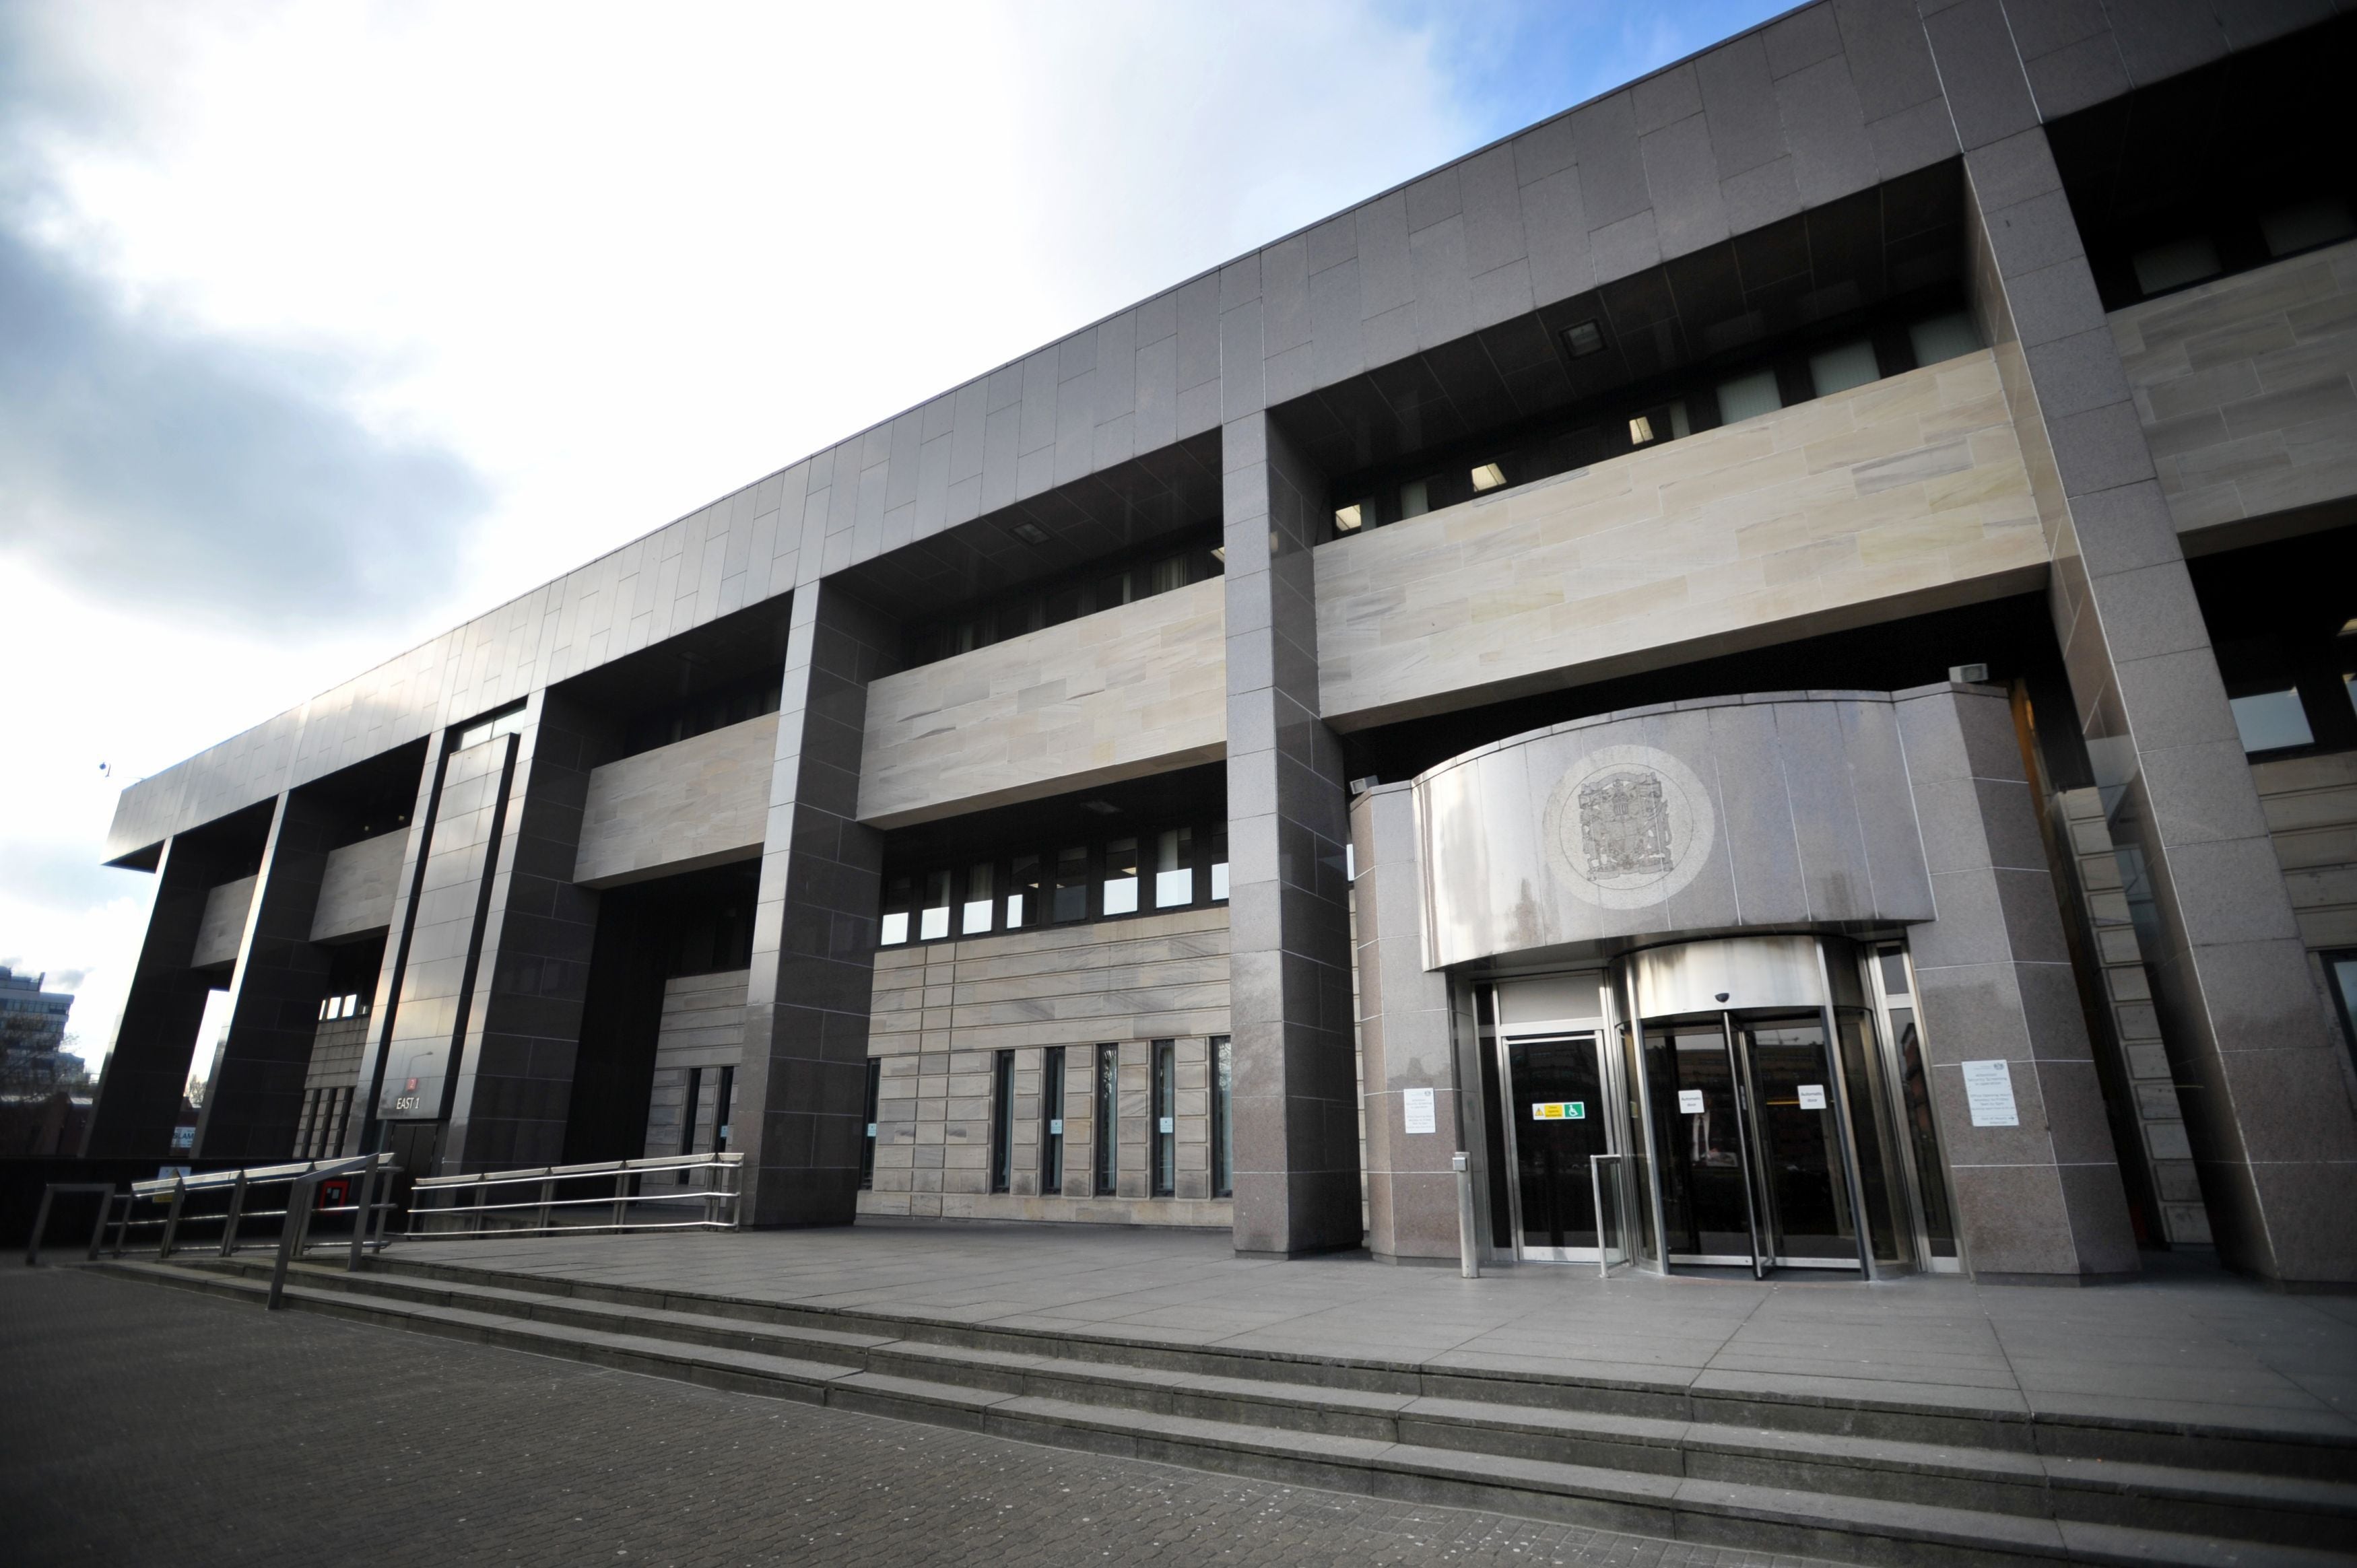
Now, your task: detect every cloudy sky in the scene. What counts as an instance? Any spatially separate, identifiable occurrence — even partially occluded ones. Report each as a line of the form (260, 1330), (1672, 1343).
(0, 0), (1785, 1072)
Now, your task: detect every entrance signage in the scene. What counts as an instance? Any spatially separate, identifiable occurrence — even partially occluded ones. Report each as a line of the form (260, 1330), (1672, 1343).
(1962, 1060), (2019, 1126)
(1531, 1101), (1586, 1120)
(1678, 1089), (1705, 1114)
(1797, 1084), (1828, 1110)
(1403, 1086), (1437, 1134)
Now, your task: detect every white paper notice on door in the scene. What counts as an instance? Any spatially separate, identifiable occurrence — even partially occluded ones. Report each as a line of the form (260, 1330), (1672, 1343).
(1403, 1086), (1437, 1134)
(1678, 1088), (1705, 1115)
(1797, 1083), (1827, 1110)
(1962, 1059), (2019, 1126)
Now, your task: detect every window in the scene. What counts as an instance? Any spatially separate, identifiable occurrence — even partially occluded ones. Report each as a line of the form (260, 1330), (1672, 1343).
(1154, 827), (1193, 909)
(1151, 1040), (1175, 1198)
(1715, 370), (1781, 423)
(990, 1050), (1015, 1194)
(919, 869), (952, 941)
(859, 1060), (879, 1189)
(1040, 1046), (1065, 1192)
(2230, 687), (2314, 753)
(1094, 1044), (1119, 1196)
(1007, 854), (1041, 929)
(1399, 479), (1430, 518)
(1053, 846), (1090, 923)
(1207, 821), (1229, 902)
(680, 1068), (704, 1158)
(1210, 1035), (1233, 1198)
(714, 1066), (735, 1155)
(2322, 952), (2357, 1081)
(962, 862), (995, 936)
(900, 530), (1224, 669)
(2131, 236), (2222, 296)
(1908, 312), (1980, 367)
(1808, 340), (1880, 397)
(1102, 838), (1139, 916)
(880, 875), (912, 946)
(2263, 197), (2356, 259)
(453, 704), (526, 753)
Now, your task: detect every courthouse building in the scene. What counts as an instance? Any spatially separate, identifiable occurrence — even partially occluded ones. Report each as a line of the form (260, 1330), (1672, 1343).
(86, 1), (2357, 1285)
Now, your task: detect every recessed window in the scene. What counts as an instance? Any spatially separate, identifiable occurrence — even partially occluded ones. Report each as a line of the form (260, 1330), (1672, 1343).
(2131, 236), (2222, 296)
(1399, 479), (1430, 519)
(1561, 318), (1604, 358)
(989, 1050), (1015, 1195)
(961, 862), (994, 936)
(1908, 312), (1981, 367)
(1151, 1040), (1175, 1198)
(1716, 370), (1782, 424)
(1210, 1034), (1233, 1198)
(859, 1060), (879, 1190)
(1102, 837), (1139, 916)
(1006, 854), (1040, 929)
(454, 704), (525, 752)
(1053, 846), (1090, 923)
(1470, 462), (1506, 493)
(1040, 1045), (1066, 1192)
(1809, 339), (1880, 397)
(1333, 503), (1364, 533)
(1094, 1044), (1119, 1196)
(2262, 197), (2356, 259)
(880, 874), (912, 946)
(1155, 827), (1193, 909)
(919, 868), (952, 941)
(2229, 687), (2313, 753)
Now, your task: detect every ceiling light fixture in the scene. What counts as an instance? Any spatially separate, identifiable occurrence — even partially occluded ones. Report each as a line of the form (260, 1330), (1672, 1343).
(1470, 463), (1505, 493)
(1562, 319), (1605, 358)
(1011, 521), (1049, 545)
(1333, 504), (1364, 532)
(1628, 415), (1655, 444)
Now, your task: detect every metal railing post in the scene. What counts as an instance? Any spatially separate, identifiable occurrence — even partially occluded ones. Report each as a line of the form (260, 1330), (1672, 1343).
(372, 1159), (399, 1252)
(345, 1156), (380, 1273)
(108, 1193), (133, 1258)
(218, 1171), (251, 1258)
(87, 1188), (115, 1261)
(24, 1186), (57, 1268)
(1452, 1152), (1482, 1279)
(267, 1173), (320, 1310)
(536, 1176), (554, 1231)
(158, 1176), (187, 1260)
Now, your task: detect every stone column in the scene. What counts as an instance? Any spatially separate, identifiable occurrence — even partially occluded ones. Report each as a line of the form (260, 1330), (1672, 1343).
(735, 581), (894, 1227)
(1222, 409), (1360, 1255)
(1349, 782), (1462, 1264)
(81, 830), (244, 1158)
(440, 691), (607, 1171)
(1895, 683), (2139, 1282)
(192, 791), (339, 1161)
(1925, 15), (2357, 1282)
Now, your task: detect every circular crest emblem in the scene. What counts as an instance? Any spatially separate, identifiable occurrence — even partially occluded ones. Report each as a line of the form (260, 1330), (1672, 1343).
(1539, 745), (1717, 910)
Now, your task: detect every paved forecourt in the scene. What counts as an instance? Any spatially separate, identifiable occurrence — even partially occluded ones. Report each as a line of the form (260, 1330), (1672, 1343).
(392, 1219), (2357, 1441)
(0, 1264), (1829, 1568)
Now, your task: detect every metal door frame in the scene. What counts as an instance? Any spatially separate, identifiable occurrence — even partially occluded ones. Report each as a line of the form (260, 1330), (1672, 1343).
(1487, 1004), (1620, 1266)
(1861, 941), (1966, 1275)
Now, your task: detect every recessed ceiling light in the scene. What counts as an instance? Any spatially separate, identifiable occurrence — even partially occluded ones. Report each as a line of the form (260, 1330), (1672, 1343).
(1211, 545), (1226, 561)
(1628, 415), (1655, 444)
(1081, 799), (1122, 815)
(1011, 521), (1049, 545)
(1333, 503), (1364, 532)
(1470, 463), (1505, 492)
(2339, 618), (2357, 636)
(1562, 319), (1605, 358)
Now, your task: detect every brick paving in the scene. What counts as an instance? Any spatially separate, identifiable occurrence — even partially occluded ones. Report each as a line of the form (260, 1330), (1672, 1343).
(0, 1266), (1830, 1568)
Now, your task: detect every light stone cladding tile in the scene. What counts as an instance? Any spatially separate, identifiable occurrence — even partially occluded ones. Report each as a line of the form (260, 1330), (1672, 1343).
(572, 714), (776, 888)
(310, 829), (405, 943)
(860, 906), (1231, 1227)
(2111, 240), (2357, 538)
(191, 875), (258, 971)
(2251, 755), (2357, 1102)
(1315, 351), (2047, 728)
(641, 969), (750, 1161)
(857, 578), (1227, 828)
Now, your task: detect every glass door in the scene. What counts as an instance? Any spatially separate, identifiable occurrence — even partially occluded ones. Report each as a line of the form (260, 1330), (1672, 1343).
(1641, 1021), (1760, 1266)
(1737, 1016), (1861, 1268)
(1500, 1031), (1611, 1260)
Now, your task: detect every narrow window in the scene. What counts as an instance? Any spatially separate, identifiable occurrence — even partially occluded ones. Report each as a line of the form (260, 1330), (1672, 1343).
(1210, 1034), (1234, 1198)
(713, 1065), (735, 1155)
(1807, 339), (1880, 397)
(1908, 312), (1981, 367)
(2131, 236), (2221, 297)
(919, 868), (952, 941)
(1007, 853), (1041, 929)
(1715, 370), (1781, 423)
(296, 1088), (321, 1157)
(1154, 827), (1193, 908)
(962, 861), (995, 936)
(1207, 820), (1230, 903)
(1399, 478), (1430, 518)
(879, 873), (913, 947)
(1102, 837), (1140, 916)
(1094, 1044), (1119, 1196)
(329, 1087), (352, 1158)
(1151, 1039), (1175, 1198)
(858, 1059), (879, 1190)
(1149, 554), (1188, 595)
(1041, 1046), (1065, 1193)
(1053, 846), (1090, 923)
(989, 1050), (1015, 1194)
(680, 1066), (704, 1157)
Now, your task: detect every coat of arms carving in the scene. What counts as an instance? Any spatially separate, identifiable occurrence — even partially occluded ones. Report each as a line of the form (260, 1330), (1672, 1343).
(1577, 768), (1673, 877)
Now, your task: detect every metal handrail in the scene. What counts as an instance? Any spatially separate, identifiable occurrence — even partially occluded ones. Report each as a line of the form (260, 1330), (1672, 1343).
(1590, 1153), (1628, 1281)
(25, 1153), (401, 1284)
(406, 1151), (742, 1239)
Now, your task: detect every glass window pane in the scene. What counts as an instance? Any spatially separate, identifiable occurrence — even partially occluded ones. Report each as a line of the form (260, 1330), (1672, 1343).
(1808, 339), (1879, 397)
(1102, 836), (1139, 916)
(1007, 854), (1040, 928)
(1907, 312), (1980, 367)
(920, 868), (952, 941)
(879, 912), (908, 945)
(1150, 555), (1187, 595)
(1716, 370), (1782, 423)
(2132, 236), (2220, 296)
(1154, 827), (1193, 908)
(2263, 197), (2356, 258)
(2230, 688), (2313, 753)
(1053, 846), (1090, 923)
(962, 862), (995, 935)
(1399, 478), (1430, 518)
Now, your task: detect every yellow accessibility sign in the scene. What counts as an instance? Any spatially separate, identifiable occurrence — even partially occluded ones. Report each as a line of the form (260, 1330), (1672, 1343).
(1531, 1101), (1586, 1120)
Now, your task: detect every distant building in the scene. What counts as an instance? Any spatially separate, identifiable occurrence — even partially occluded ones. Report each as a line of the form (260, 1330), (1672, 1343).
(0, 965), (76, 1081)
(1, 966), (86, 1155)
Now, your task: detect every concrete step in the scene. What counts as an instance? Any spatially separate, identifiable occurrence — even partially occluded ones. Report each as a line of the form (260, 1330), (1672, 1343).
(93, 1257), (2357, 1566)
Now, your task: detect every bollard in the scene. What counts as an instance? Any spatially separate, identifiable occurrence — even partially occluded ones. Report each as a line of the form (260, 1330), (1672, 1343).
(1452, 1151), (1481, 1279)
